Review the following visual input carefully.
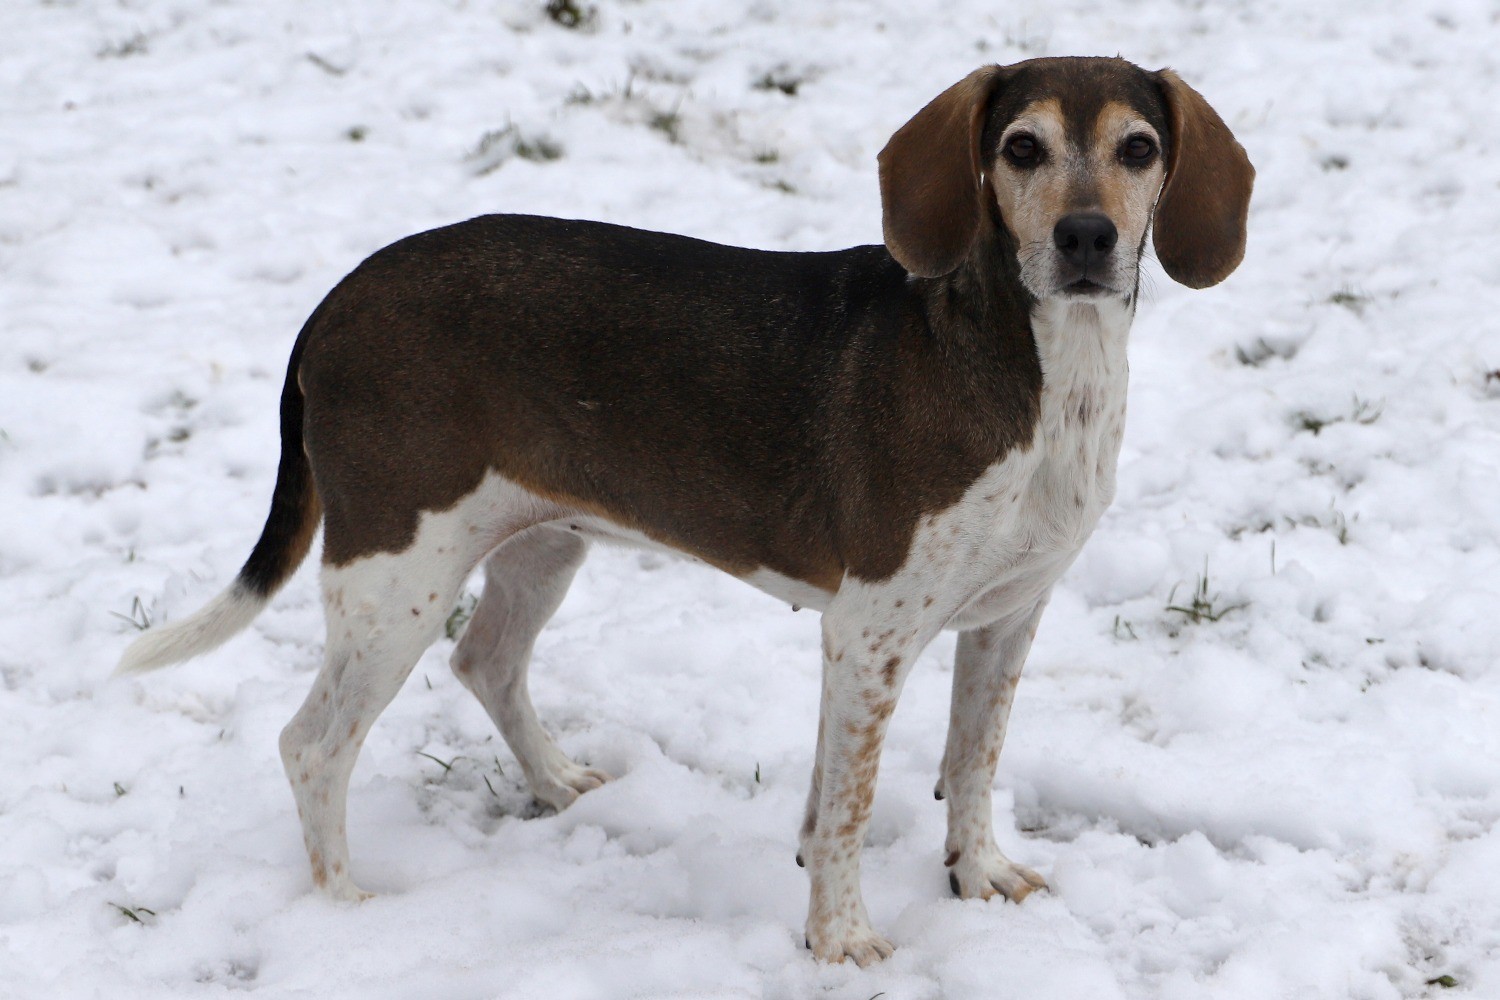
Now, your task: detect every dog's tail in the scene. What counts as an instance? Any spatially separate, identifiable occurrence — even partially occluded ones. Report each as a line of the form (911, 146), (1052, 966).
(117, 327), (322, 675)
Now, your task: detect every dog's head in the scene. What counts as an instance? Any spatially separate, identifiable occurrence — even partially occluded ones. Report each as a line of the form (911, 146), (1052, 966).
(878, 57), (1254, 298)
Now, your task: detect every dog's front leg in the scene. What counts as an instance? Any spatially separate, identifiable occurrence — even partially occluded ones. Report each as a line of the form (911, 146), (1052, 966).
(938, 598), (1049, 901)
(800, 598), (929, 965)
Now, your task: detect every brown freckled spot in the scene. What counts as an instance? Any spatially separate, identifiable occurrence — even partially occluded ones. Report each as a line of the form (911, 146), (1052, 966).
(310, 851), (326, 884)
(298, 770), (309, 782)
(894, 599), (904, 608)
(861, 629), (870, 639)
(945, 850), (961, 867)
(347, 720), (358, 738)
(411, 607), (420, 616)
(882, 655), (901, 686)
(332, 861), (344, 875)
(924, 596), (934, 608)
(428, 593), (437, 602)
(320, 691), (329, 704)
(983, 493), (997, 502)
(354, 651), (362, 661)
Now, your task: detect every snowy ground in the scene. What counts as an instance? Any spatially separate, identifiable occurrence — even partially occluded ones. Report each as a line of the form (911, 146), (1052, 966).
(3, 0), (1500, 996)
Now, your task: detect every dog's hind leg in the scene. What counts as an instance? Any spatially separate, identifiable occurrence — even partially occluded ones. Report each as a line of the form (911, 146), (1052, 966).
(279, 514), (485, 900)
(449, 526), (609, 812)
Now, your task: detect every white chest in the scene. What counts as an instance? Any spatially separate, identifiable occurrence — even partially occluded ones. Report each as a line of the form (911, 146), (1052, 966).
(937, 299), (1132, 628)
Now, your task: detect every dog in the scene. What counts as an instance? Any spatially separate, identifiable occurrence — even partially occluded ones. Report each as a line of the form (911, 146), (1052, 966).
(118, 56), (1253, 965)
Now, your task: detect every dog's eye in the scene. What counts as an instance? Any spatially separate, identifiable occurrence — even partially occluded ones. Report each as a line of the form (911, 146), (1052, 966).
(1003, 134), (1039, 165)
(1122, 135), (1157, 164)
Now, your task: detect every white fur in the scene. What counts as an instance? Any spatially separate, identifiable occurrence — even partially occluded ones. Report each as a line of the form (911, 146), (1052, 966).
(276, 471), (595, 899)
(115, 581), (267, 674)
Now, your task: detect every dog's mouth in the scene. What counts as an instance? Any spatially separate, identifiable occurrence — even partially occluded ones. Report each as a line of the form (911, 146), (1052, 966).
(1058, 277), (1114, 297)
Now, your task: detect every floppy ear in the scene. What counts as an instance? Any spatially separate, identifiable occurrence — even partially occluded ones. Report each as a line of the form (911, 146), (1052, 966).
(878, 66), (1008, 278)
(1152, 69), (1255, 289)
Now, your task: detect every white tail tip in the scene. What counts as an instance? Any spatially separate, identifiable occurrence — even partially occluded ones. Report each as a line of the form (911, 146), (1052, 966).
(115, 582), (267, 675)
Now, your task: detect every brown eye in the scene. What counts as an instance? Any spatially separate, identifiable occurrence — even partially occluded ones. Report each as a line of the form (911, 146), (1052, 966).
(1122, 135), (1157, 164)
(1004, 134), (1038, 165)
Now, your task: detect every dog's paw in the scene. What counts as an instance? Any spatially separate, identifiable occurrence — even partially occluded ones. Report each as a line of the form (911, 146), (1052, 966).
(946, 844), (1047, 902)
(532, 756), (611, 813)
(320, 875), (375, 904)
(805, 915), (895, 967)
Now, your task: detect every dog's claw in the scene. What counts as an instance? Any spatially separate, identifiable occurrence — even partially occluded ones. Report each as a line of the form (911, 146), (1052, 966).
(806, 926), (895, 967)
(795, 852), (804, 868)
(947, 846), (1048, 902)
(532, 759), (612, 813)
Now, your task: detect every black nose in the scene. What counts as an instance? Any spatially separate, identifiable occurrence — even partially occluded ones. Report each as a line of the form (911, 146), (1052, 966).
(1053, 213), (1118, 269)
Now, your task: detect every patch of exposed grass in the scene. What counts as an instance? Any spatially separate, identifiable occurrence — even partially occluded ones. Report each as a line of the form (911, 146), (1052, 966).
(467, 125), (563, 176)
(417, 751), (461, 774)
(111, 596), (152, 632)
(1328, 286), (1370, 314)
(648, 108), (682, 144)
(545, 0), (597, 31)
(445, 592), (477, 640)
(1291, 395), (1383, 436)
(98, 33), (148, 59)
(111, 903), (156, 923)
(1165, 564), (1246, 626)
(752, 69), (802, 96)
(1235, 336), (1301, 367)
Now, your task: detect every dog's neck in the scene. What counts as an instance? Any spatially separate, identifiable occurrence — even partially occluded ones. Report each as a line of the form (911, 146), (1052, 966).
(922, 213), (1034, 343)
(915, 212), (1135, 387)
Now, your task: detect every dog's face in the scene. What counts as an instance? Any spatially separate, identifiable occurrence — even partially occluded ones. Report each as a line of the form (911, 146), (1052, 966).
(879, 57), (1254, 295)
(983, 64), (1170, 300)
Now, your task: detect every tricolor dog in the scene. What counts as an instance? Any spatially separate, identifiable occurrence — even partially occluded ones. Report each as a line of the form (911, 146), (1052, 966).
(119, 56), (1253, 964)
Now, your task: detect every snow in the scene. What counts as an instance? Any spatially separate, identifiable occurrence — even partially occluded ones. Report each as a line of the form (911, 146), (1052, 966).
(3, 0), (1499, 996)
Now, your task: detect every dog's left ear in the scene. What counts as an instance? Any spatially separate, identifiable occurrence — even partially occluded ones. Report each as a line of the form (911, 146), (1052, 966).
(879, 65), (1009, 278)
(1152, 69), (1255, 289)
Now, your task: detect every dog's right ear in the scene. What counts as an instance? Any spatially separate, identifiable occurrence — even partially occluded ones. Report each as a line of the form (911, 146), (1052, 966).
(879, 66), (1009, 279)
